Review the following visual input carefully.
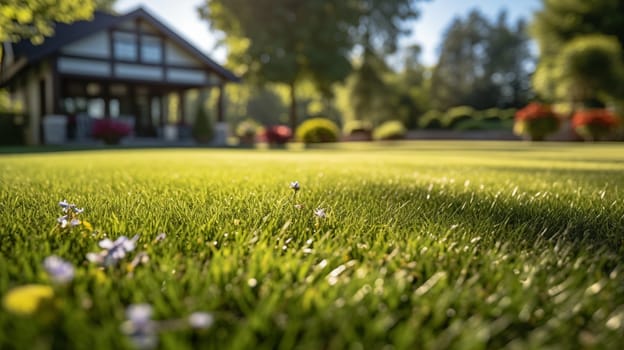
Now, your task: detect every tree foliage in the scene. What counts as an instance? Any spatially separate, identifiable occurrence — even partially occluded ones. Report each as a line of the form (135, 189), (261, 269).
(198, 0), (419, 132)
(352, 0), (418, 54)
(349, 48), (392, 126)
(0, 0), (95, 44)
(430, 10), (532, 111)
(557, 35), (624, 105)
(531, 0), (624, 105)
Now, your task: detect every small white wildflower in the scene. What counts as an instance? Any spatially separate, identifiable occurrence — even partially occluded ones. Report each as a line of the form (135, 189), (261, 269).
(188, 312), (214, 329)
(122, 303), (157, 350)
(314, 208), (326, 218)
(57, 200), (83, 226)
(129, 252), (150, 270)
(59, 200), (70, 210)
(155, 233), (166, 242)
(86, 251), (106, 265)
(88, 235), (139, 266)
(126, 304), (153, 327)
(43, 255), (75, 284)
(57, 215), (68, 228)
(290, 181), (300, 192)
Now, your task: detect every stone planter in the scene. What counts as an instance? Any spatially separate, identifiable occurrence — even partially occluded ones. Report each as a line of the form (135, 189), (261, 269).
(164, 125), (178, 141)
(42, 115), (67, 145)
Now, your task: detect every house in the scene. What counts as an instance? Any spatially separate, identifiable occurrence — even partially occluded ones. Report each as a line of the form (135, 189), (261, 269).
(0, 7), (239, 145)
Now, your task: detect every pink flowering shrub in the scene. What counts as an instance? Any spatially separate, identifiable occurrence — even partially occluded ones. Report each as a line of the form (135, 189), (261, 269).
(92, 119), (131, 144)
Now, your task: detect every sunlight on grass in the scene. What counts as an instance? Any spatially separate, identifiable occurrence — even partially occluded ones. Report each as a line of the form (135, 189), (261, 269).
(1, 141), (623, 349)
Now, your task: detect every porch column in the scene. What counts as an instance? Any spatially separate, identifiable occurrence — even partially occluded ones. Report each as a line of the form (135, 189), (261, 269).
(178, 90), (185, 125)
(214, 83), (228, 146)
(217, 83), (225, 123)
(25, 77), (41, 145)
(51, 58), (61, 114)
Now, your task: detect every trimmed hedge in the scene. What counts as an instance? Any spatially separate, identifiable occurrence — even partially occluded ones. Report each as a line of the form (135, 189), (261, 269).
(443, 106), (476, 129)
(343, 119), (373, 135)
(373, 120), (407, 140)
(418, 110), (444, 129)
(296, 118), (340, 144)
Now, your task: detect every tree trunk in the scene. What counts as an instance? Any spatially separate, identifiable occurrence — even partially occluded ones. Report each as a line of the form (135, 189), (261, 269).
(289, 81), (297, 137)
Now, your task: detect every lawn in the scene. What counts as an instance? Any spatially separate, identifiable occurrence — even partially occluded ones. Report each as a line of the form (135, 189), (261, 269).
(1, 141), (623, 349)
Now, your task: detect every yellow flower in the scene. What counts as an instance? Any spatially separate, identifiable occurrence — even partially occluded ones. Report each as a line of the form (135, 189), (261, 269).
(82, 220), (93, 232)
(2, 284), (54, 316)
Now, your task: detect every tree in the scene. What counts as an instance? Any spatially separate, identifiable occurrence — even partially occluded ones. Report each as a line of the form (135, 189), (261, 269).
(531, 0), (624, 105)
(557, 35), (624, 106)
(349, 48), (392, 126)
(94, 0), (117, 13)
(246, 87), (288, 126)
(0, 0), (95, 44)
(198, 0), (420, 133)
(352, 0), (419, 55)
(199, 1), (356, 132)
(392, 45), (431, 129)
(430, 10), (532, 110)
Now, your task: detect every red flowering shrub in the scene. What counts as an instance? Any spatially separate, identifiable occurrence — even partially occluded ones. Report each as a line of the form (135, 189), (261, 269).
(513, 103), (560, 141)
(260, 125), (292, 145)
(571, 109), (620, 141)
(92, 119), (132, 144)
(514, 103), (555, 122)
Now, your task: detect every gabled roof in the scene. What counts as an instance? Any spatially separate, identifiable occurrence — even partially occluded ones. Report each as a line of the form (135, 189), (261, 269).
(2, 7), (238, 84)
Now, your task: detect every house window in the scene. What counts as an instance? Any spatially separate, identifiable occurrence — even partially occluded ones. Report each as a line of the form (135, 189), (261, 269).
(86, 82), (101, 96)
(141, 36), (162, 63)
(109, 99), (120, 117)
(87, 98), (106, 118)
(114, 32), (137, 61)
(110, 84), (128, 96)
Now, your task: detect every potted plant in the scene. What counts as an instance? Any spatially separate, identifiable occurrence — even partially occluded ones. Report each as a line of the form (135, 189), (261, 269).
(91, 119), (131, 145)
(513, 102), (560, 141)
(235, 119), (259, 146)
(571, 108), (620, 141)
(260, 125), (291, 147)
(192, 101), (213, 144)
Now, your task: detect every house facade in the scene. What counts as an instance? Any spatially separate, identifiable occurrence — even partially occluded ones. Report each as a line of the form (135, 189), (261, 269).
(0, 7), (239, 145)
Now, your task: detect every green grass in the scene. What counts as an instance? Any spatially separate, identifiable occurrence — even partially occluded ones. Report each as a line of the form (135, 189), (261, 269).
(1, 141), (624, 349)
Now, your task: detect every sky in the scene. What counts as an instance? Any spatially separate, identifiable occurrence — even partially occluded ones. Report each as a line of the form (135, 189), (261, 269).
(115, 0), (542, 66)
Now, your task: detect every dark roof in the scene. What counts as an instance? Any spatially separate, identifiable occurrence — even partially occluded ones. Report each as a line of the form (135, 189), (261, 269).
(4, 7), (238, 84)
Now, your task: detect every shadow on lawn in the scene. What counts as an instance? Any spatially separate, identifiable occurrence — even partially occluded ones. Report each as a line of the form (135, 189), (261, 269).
(345, 173), (624, 258)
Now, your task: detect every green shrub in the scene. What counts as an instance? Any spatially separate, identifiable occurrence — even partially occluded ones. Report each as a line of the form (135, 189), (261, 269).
(236, 119), (260, 138)
(418, 110), (444, 129)
(296, 118), (340, 143)
(481, 108), (504, 122)
(461, 109), (515, 131)
(235, 119), (260, 145)
(0, 113), (26, 145)
(343, 119), (373, 136)
(444, 106), (476, 129)
(192, 101), (213, 143)
(373, 120), (407, 140)
(454, 119), (490, 131)
(501, 108), (517, 120)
